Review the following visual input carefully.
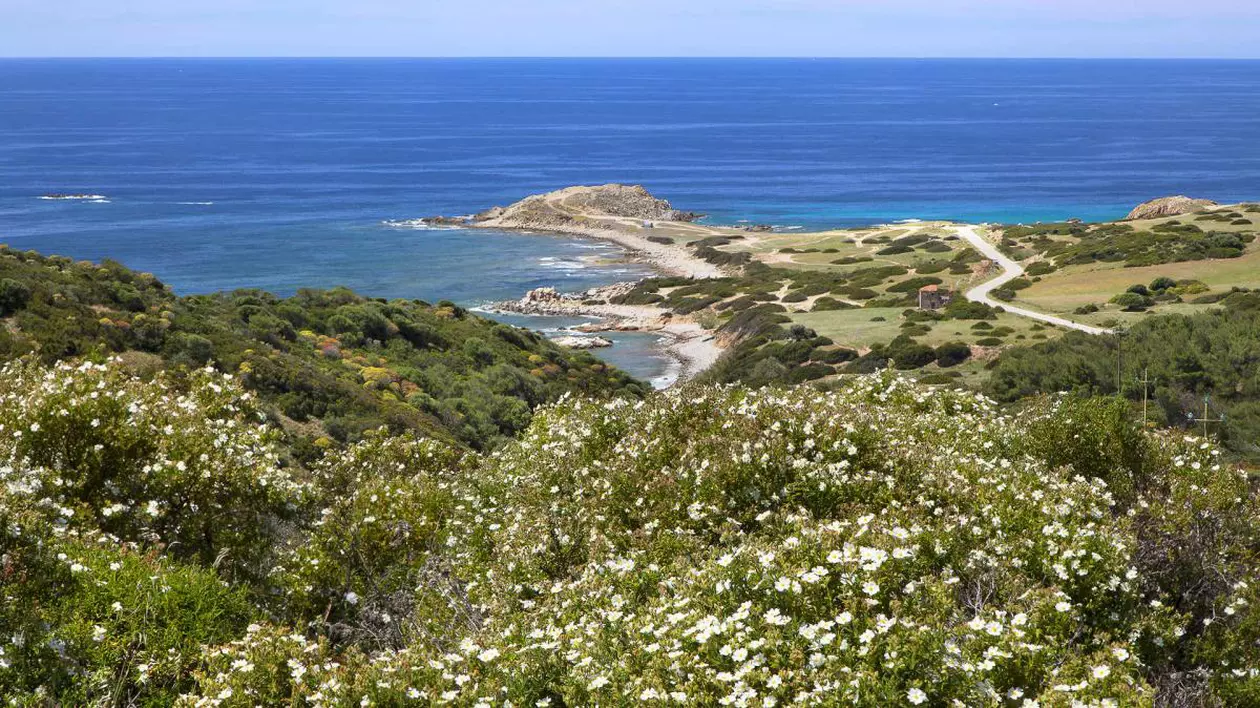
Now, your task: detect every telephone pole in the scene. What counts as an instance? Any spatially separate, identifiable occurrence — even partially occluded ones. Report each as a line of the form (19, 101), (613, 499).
(1114, 327), (1126, 396)
(1135, 368), (1155, 426)
(1188, 394), (1224, 438)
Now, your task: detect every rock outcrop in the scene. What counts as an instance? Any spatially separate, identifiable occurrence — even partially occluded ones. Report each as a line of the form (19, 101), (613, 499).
(471, 184), (702, 231)
(552, 335), (613, 349)
(1126, 196), (1217, 221)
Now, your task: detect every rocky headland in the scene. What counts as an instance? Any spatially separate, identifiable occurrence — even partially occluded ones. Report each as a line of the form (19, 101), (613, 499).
(389, 185), (741, 385)
(1126, 195), (1218, 220)
(403, 184), (726, 280)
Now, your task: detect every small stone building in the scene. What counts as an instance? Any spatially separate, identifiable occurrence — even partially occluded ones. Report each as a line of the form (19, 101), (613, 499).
(918, 284), (954, 310)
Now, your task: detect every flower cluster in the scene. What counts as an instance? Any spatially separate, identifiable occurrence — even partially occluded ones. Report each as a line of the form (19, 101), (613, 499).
(184, 373), (1259, 706)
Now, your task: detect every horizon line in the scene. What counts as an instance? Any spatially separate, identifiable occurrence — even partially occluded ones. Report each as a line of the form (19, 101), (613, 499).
(3, 55), (1260, 61)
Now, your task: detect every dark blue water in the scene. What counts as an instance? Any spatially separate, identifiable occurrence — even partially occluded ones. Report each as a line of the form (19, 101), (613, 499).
(3, 59), (1259, 379)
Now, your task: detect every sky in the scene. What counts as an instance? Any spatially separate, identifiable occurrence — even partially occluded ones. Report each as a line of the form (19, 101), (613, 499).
(2, 0), (1258, 58)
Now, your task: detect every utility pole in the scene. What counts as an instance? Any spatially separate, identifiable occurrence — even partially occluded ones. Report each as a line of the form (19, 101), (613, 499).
(1135, 368), (1155, 426)
(1188, 394), (1225, 438)
(1114, 328), (1126, 396)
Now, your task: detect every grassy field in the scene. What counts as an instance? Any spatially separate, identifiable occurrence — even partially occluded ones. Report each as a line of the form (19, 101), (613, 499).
(1018, 246), (1260, 313)
(790, 307), (1057, 351)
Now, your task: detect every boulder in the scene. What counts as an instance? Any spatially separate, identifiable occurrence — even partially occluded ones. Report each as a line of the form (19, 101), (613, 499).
(1126, 196), (1217, 221)
(552, 335), (614, 349)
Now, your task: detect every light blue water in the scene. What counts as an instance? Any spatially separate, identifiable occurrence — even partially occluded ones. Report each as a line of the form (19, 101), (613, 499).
(3, 59), (1259, 379)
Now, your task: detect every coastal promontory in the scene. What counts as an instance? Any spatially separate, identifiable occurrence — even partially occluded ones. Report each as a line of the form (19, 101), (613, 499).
(1126, 195), (1218, 220)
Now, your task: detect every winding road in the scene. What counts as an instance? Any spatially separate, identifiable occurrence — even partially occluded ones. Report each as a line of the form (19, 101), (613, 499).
(952, 225), (1113, 335)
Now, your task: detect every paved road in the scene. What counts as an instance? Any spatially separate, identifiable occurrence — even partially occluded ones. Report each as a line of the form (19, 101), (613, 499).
(952, 225), (1113, 335)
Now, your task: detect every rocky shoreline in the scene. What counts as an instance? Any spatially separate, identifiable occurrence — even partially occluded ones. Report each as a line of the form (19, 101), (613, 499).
(390, 185), (735, 385)
(485, 284), (722, 386)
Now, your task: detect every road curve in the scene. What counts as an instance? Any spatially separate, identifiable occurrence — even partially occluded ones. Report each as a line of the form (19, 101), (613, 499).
(952, 225), (1113, 335)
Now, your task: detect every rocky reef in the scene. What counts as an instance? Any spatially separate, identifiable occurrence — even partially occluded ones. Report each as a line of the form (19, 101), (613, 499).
(1126, 195), (1218, 220)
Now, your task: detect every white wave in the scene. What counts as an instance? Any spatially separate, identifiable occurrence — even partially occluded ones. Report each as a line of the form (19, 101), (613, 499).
(540, 258), (587, 271)
(178, 201), (215, 206)
(39, 194), (108, 201)
(894, 218), (925, 224)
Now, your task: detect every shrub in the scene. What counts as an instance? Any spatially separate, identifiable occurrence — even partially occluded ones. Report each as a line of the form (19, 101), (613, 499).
(934, 341), (972, 368)
(1112, 292), (1154, 312)
(0, 278), (32, 316)
(0, 359), (307, 582)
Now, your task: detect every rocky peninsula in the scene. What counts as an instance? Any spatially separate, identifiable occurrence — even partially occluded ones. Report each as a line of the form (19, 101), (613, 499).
(398, 184), (726, 280)
(393, 185), (739, 384)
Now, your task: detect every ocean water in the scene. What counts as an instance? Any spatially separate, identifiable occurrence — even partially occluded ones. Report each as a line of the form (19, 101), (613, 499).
(2, 58), (1259, 380)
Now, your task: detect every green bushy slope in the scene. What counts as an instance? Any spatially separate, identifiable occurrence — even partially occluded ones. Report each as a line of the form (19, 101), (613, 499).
(988, 293), (1260, 461)
(0, 246), (648, 453)
(3, 359), (1258, 706)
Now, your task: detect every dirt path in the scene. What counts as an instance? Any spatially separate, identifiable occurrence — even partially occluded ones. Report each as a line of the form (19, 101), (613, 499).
(953, 225), (1113, 335)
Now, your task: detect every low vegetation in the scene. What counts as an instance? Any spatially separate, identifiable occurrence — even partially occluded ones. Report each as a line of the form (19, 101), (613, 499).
(3, 361), (1259, 705)
(0, 246), (648, 454)
(988, 292), (1260, 460)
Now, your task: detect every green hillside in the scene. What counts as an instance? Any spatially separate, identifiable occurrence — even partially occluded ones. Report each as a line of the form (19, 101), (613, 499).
(0, 246), (648, 454)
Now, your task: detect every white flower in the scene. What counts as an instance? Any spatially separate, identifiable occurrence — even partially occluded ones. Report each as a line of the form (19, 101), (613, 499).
(588, 676), (610, 691)
(1092, 665), (1111, 680)
(478, 647), (500, 663)
(907, 687), (927, 704)
(1112, 647), (1129, 662)
(836, 611), (853, 625)
(92, 625), (106, 642)
(1055, 601), (1072, 613)
(344, 591), (359, 605)
(862, 581), (880, 596)
(763, 608), (791, 626)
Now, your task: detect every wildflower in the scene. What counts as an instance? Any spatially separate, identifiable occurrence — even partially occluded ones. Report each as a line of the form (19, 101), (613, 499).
(862, 581), (880, 596)
(1092, 665), (1110, 680)
(588, 676), (610, 691)
(763, 608), (791, 626)
(907, 687), (927, 704)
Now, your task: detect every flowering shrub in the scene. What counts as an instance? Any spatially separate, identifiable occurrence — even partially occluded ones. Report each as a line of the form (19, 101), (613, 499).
(0, 359), (307, 581)
(0, 538), (254, 704)
(185, 374), (1260, 707)
(4, 359), (1260, 706)
(271, 433), (474, 649)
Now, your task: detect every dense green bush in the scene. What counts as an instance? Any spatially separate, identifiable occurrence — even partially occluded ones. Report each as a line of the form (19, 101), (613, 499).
(4, 361), (1260, 705)
(988, 299), (1260, 459)
(0, 247), (648, 453)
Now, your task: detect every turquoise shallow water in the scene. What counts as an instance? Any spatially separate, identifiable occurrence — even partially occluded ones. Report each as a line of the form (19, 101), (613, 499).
(2, 58), (1259, 381)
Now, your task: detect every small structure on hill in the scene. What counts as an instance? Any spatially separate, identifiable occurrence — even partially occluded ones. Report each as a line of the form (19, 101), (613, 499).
(918, 284), (954, 311)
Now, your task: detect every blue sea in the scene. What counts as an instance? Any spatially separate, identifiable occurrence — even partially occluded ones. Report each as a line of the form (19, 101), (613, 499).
(2, 59), (1259, 381)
